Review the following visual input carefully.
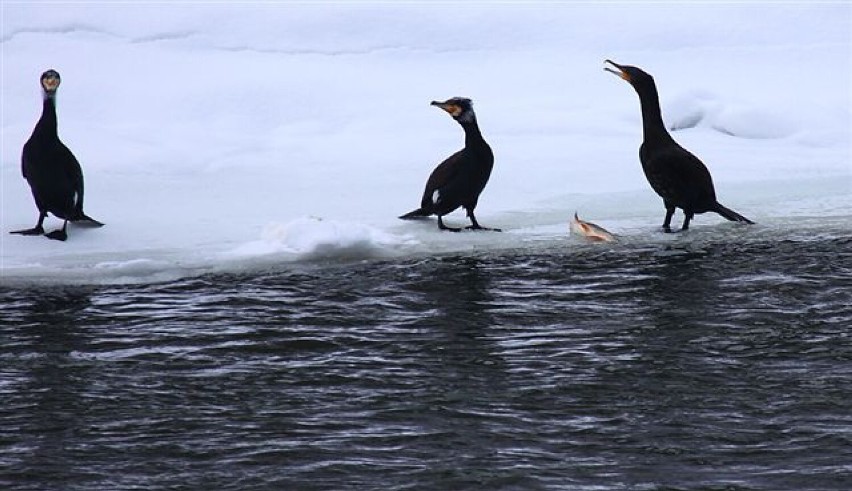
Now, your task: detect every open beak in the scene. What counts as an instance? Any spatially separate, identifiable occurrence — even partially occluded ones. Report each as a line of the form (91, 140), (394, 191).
(604, 59), (630, 82)
(431, 100), (462, 118)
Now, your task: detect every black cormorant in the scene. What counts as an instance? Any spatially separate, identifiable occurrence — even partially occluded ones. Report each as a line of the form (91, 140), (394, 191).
(604, 60), (753, 232)
(399, 97), (499, 232)
(11, 69), (103, 241)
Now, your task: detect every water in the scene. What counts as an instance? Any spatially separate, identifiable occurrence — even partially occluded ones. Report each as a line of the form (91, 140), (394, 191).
(1, 233), (851, 490)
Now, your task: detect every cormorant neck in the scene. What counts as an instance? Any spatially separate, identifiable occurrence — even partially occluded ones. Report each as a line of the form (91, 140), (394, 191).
(35, 95), (58, 137)
(635, 83), (673, 144)
(460, 117), (485, 147)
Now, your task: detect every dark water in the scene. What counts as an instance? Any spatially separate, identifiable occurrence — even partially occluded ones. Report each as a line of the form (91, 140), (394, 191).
(1, 236), (851, 490)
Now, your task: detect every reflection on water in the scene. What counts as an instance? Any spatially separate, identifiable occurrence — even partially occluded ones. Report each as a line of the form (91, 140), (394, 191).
(1, 236), (850, 490)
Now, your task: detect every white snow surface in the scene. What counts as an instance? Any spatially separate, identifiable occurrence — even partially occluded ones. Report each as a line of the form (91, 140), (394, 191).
(1, 3), (850, 284)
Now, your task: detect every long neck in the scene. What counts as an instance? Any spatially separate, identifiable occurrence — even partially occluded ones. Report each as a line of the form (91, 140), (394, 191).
(635, 83), (673, 144)
(460, 117), (485, 148)
(34, 95), (58, 138)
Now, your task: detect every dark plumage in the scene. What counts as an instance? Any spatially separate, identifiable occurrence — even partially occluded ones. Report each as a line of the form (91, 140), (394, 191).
(11, 69), (103, 241)
(605, 60), (753, 232)
(399, 97), (498, 232)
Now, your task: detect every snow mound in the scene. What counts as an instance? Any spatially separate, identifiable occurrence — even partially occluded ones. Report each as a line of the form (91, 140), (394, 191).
(711, 105), (798, 139)
(227, 217), (415, 261)
(666, 91), (798, 139)
(666, 90), (722, 131)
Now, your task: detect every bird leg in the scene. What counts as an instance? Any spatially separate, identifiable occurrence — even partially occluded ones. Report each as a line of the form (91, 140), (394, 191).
(10, 212), (46, 236)
(465, 209), (501, 232)
(45, 220), (68, 241)
(662, 204), (676, 233)
(438, 216), (461, 232)
(680, 211), (694, 232)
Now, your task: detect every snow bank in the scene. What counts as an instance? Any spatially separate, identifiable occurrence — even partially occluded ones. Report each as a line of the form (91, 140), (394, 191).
(227, 217), (414, 260)
(665, 91), (798, 139)
(1, 3), (849, 284)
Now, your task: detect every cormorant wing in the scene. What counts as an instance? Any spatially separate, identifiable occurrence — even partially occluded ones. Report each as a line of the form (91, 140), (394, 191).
(420, 149), (465, 210)
(57, 142), (84, 186)
(56, 142), (86, 212)
(20, 139), (36, 180)
(642, 145), (717, 207)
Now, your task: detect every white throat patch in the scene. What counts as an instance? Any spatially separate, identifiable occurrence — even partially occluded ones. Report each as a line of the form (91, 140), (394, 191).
(457, 110), (475, 124)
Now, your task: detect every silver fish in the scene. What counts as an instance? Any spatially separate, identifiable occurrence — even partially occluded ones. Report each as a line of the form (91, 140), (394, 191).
(570, 212), (615, 242)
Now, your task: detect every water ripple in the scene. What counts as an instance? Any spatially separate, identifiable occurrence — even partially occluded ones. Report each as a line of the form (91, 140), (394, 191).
(1, 235), (850, 490)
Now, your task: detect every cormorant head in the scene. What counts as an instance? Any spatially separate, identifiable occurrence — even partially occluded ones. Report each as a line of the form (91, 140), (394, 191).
(40, 69), (61, 97)
(604, 60), (654, 90)
(431, 97), (476, 124)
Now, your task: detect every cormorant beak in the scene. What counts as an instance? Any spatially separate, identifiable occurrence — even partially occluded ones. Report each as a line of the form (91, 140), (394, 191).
(431, 100), (463, 118)
(42, 77), (60, 93)
(604, 59), (630, 82)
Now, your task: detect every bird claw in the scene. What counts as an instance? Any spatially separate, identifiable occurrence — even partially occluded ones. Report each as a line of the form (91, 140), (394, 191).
(45, 229), (68, 241)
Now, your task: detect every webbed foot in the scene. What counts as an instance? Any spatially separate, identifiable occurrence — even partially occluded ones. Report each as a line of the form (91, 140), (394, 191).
(438, 216), (461, 232)
(45, 229), (68, 241)
(73, 215), (104, 228)
(466, 225), (502, 232)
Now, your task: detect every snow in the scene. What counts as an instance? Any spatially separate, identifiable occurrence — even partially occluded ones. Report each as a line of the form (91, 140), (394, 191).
(227, 217), (414, 260)
(1, 3), (850, 284)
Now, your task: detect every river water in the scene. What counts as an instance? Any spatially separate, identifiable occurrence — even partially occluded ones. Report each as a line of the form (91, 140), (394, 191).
(1, 230), (850, 490)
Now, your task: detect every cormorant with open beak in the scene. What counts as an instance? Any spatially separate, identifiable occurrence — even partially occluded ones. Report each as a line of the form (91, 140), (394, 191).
(604, 60), (752, 232)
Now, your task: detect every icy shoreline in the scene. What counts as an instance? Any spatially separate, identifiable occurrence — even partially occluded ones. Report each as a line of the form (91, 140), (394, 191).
(2, 3), (849, 284)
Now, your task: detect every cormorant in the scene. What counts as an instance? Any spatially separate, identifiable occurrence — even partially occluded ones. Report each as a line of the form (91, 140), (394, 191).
(604, 60), (753, 232)
(11, 69), (103, 241)
(399, 97), (499, 232)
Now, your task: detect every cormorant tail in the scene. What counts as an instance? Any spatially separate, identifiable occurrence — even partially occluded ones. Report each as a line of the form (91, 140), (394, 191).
(713, 203), (753, 224)
(399, 208), (431, 220)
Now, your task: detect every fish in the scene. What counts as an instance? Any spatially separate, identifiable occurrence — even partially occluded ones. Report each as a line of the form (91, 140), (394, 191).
(570, 212), (616, 242)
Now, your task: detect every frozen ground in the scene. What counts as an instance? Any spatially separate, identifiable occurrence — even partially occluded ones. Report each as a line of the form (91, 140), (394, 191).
(1, 3), (850, 284)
